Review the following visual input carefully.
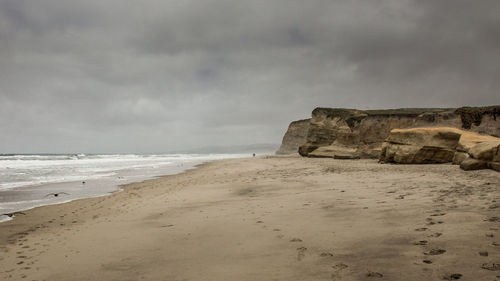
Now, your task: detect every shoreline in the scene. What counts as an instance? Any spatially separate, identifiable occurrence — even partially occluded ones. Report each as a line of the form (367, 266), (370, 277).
(1, 156), (499, 280)
(0, 156), (236, 232)
(0, 156), (246, 224)
(0, 157), (221, 244)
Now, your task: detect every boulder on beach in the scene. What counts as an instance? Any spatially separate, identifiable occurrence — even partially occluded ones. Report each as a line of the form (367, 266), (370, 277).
(468, 141), (500, 161)
(452, 152), (469, 165)
(456, 132), (499, 153)
(379, 127), (462, 164)
(380, 127), (500, 172)
(460, 158), (489, 171)
(308, 145), (360, 159)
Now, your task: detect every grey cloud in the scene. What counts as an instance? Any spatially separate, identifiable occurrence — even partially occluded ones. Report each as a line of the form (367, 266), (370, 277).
(0, 0), (499, 153)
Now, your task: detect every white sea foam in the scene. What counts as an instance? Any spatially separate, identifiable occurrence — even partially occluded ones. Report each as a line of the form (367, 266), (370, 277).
(0, 153), (249, 222)
(0, 153), (244, 190)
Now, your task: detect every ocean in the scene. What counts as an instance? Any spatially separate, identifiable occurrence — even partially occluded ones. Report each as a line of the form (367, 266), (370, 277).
(0, 153), (248, 222)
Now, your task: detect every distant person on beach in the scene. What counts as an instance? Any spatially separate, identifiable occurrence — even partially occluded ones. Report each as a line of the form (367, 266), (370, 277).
(253, 153), (256, 157)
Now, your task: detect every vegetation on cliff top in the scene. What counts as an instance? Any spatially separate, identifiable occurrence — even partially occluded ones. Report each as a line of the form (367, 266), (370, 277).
(455, 106), (500, 129)
(313, 107), (451, 118)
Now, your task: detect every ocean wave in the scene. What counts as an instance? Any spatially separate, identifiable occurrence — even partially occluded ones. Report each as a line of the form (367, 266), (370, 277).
(0, 153), (247, 191)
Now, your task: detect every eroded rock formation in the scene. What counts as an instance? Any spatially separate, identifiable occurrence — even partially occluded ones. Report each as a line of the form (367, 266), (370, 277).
(289, 106), (499, 159)
(379, 127), (500, 171)
(298, 107), (459, 158)
(379, 127), (461, 164)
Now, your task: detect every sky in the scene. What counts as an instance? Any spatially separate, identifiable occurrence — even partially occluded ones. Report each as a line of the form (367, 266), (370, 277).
(0, 0), (499, 153)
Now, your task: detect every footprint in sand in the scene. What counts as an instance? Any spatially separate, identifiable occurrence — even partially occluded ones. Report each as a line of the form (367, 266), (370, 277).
(332, 263), (348, 270)
(296, 247), (307, 261)
(366, 271), (383, 278)
(320, 252), (334, 257)
(332, 263), (349, 280)
(413, 240), (428, 246)
(442, 273), (462, 280)
(425, 249), (446, 255)
(481, 263), (500, 271)
(478, 251), (488, 256)
(488, 203), (500, 210)
(422, 260), (432, 264)
(290, 238), (303, 242)
(415, 227), (428, 232)
(426, 218), (444, 226)
(430, 213), (446, 217)
(428, 232), (443, 238)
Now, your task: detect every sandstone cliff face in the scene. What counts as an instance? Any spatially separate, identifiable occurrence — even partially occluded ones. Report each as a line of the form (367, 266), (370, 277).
(294, 106), (499, 158)
(276, 119), (310, 155)
(379, 127), (500, 171)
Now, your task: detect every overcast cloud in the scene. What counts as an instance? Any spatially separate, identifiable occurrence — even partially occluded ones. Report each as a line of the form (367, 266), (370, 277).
(1, 0), (499, 153)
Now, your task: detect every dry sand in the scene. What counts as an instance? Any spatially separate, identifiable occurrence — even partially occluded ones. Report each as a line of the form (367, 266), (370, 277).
(0, 156), (499, 281)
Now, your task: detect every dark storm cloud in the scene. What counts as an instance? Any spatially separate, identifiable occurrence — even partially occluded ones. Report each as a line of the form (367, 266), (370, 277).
(0, 0), (499, 153)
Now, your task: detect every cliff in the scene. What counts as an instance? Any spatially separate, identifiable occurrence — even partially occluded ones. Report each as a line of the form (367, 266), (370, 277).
(279, 106), (499, 158)
(276, 119), (310, 155)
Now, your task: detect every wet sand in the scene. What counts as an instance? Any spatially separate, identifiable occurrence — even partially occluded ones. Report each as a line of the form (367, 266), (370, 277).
(0, 156), (499, 281)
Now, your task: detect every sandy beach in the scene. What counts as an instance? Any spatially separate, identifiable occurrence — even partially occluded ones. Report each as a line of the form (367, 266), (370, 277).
(1, 156), (499, 281)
